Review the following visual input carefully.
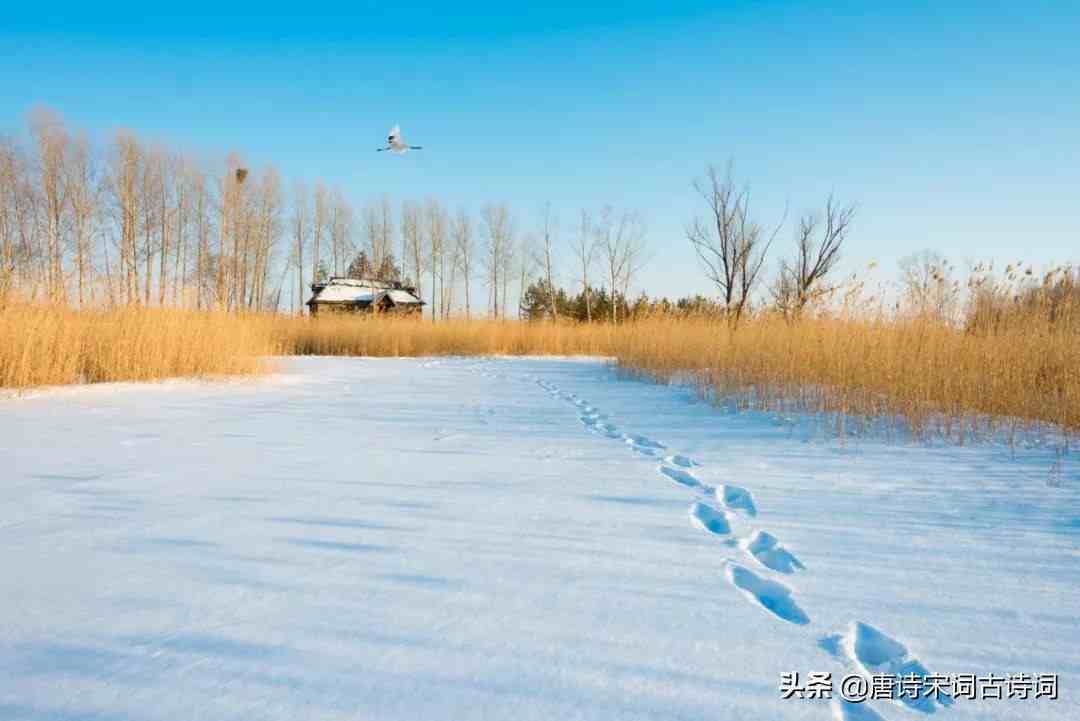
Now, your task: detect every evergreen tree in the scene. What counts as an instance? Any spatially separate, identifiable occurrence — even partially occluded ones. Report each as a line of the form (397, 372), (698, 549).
(375, 253), (402, 282)
(346, 251), (374, 279)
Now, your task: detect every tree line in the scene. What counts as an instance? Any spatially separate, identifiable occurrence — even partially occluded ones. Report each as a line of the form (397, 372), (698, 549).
(9, 106), (1069, 329)
(0, 107), (650, 320)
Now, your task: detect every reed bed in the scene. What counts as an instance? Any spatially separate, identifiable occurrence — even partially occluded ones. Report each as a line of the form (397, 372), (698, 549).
(609, 316), (1080, 438)
(3, 305), (1077, 441)
(272, 314), (618, 357)
(0, 304), (272, 389)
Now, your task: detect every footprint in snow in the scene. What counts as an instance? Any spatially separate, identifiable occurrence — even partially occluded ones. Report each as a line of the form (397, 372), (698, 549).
(623, 433), (665, 449)
(740, 531), (804, 574)
(658, 465), (705, 490)
(724, 562), (810, 625)
(581, 418), (620, 438)
(664, 454), (698, 468)
(832, 621), (951, 714)
(688, 502), (732, 537)
(716, 484), (757, 517)
(624, 434), (666, 455)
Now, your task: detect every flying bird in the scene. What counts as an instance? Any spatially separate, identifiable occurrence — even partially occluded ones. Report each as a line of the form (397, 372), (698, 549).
(377, 125), (423, 154)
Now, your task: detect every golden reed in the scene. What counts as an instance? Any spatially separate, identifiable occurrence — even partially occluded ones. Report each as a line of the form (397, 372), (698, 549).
(3, 305), (1076, 437)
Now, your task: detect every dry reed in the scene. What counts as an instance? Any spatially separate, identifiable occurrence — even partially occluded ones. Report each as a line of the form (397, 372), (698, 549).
(272, 315), (617, 357)
(3, 305), (1077, 441)
(0, 304), (272, 389)
(609, 315), (1080, 438)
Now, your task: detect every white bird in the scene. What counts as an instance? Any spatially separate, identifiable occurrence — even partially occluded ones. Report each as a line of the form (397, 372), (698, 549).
(377, 125), (423, 154)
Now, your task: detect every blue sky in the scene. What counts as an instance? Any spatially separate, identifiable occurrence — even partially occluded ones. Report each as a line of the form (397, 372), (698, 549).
(2, 1), (1078, 300)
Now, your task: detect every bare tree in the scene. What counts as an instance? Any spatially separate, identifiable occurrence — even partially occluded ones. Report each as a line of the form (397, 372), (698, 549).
(156, 149), (173, 306)
(517, 232), (537, 319)
(425, 198), (447, 322)
(363, 195), (394, 272)
(172, 155), (194, 306)
(452, 208), (474, 319)
(596, 205), (647, 324)
(327, 188), (353, 277)
(501, 226), (516, 318)
(191, 166), (210, 309)
(249, 167), (283, 309)
(379, 195), (394, 276)
(772, 196), (856, 317)
(66, 132), (98, 306)
(311, 182), (328, 283)
(30, 107), (70, 301)
(0, 135), (37, 300)
(218, 152), (248, 310)
(481, 203), (513, 318)
(535, 202), (559, 320)
(686, 164), (780, 325)
(570, 209), (596, 321)
(899, 249), (958, 323)
(401, 200), (424, 297)
(109, 130), (142, 305)
(442, 236), (458, 319)
(292, 181), (309, 313)
(0, 137), (17, 298)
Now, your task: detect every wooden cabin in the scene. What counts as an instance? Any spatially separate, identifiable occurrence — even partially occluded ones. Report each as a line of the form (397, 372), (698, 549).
(306, 277), (425, 317)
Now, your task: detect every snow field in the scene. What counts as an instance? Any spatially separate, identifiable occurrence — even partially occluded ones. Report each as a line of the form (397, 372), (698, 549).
(2, 356), (1077, 720)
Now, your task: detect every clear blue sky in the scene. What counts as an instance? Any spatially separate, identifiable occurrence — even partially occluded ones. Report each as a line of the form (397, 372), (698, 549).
(2, 1), (1078, 300)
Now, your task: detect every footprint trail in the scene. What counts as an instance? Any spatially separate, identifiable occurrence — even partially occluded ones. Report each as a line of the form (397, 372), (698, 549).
(515, 366), (956, 719)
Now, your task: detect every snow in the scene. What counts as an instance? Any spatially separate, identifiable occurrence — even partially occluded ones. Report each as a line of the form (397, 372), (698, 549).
(2, 356), (1078, 721)
(311, 284), (377, 303)
(309, 279), (422, 306)
(386, 289), (422, 305)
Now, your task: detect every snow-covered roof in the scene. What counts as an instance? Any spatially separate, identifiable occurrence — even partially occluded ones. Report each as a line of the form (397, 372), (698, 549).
(307, 277), (423, 306)
(385, 289), (423, 305)
(323, 277), (400, 290)
(313, 285), (378, 303)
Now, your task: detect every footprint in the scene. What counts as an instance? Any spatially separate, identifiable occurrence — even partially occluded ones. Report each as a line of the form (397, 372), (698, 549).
(688, 502), (731, 536)
(741, 531), (804, 574)
(831, 699), (888, 721)
(725, 563), (810, 625)
(623, 433), (665, 449)
(840, 622), (950, 713)
(664, 454), (698, 468)
(716, 485), (757, 517)
(659, 465), (704, 490)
